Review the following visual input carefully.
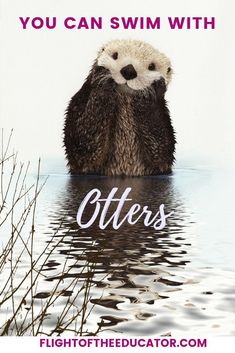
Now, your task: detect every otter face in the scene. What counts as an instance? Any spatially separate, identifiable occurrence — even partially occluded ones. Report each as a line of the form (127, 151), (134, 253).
(97, 39), (172, 91)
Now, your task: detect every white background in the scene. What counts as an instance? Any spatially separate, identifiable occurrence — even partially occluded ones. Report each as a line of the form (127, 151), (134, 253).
(0, 0), (235, 169)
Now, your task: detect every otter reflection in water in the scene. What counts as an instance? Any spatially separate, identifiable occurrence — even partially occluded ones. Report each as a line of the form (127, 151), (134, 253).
(43, 176), (192, 333)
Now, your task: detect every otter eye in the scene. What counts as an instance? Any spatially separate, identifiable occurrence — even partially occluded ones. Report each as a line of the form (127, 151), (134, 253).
(167, 67), (171, 73)
(112, 52), (118, 60)
(148, 63), (156, 71)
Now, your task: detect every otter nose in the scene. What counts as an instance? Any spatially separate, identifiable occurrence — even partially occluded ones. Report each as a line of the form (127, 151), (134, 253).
(120, 64), (137, 80)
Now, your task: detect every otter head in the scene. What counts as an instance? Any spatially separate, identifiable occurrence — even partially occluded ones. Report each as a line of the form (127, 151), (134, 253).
(97, 39), (172, 91)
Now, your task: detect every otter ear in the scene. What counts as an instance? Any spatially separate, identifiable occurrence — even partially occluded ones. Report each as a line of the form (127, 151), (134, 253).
(97, 47), (105, 56)
(166, 66), (173, 84)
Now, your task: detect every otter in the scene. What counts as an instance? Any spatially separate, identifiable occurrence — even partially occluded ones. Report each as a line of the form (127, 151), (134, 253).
(64, 39), (176, 176)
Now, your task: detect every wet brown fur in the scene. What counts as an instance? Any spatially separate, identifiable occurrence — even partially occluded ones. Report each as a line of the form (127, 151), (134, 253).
(64, 62), (176, 176)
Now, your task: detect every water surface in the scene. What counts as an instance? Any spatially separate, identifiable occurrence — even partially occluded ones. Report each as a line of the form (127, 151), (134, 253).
(32, 167), (235, 335)
(1, 166), (235, 336)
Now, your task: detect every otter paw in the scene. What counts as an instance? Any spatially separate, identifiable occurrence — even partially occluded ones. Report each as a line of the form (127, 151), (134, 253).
(153, 78), (166, 98)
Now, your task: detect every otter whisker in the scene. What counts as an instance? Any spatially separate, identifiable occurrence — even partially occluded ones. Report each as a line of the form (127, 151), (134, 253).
(92, 73), (113, 86)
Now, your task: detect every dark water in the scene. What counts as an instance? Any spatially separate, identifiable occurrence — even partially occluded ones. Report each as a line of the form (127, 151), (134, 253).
(12, 167), (235, 335)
